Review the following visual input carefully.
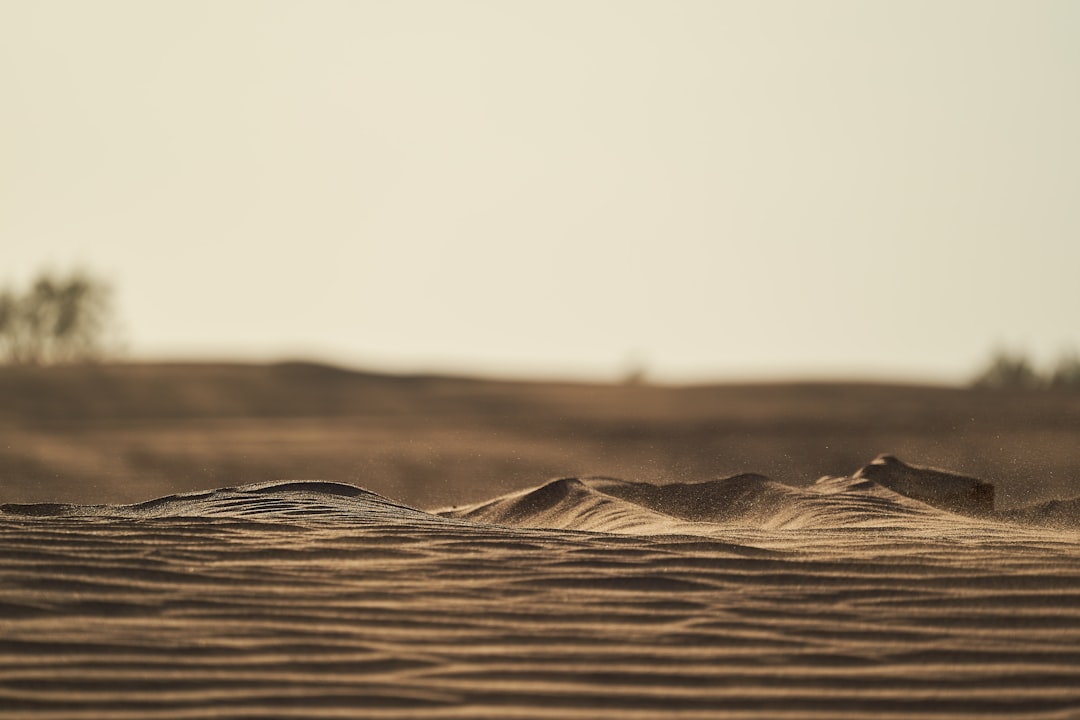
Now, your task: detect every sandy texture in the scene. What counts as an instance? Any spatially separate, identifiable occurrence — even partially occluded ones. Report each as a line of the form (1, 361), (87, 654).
(2, 470), (1080, 719)
(5, 363), (1080, 511)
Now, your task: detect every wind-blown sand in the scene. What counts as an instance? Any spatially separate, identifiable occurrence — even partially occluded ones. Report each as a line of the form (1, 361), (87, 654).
(2, 458), (1080, 719)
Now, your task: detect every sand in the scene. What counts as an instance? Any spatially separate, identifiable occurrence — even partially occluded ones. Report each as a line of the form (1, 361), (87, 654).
(2, 462), (1080, 719)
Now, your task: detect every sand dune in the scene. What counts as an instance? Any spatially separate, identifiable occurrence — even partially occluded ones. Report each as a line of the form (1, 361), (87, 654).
(853, 454), (995, 516)
(1003, 496), (1080, 530)
(440, 471), (995, 535)
(1, 480), (438, 524)
(3, 462), (1080, 718)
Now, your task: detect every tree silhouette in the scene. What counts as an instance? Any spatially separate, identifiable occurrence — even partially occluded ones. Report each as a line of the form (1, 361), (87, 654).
(1050, 351), (1080, 390)
(0, 270), (116, 365)
(971, 350), (1041, 390)
(971, 349), (1080, 391)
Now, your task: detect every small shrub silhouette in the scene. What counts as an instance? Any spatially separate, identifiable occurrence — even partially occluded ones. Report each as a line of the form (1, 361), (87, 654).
(1050, 352), (1080, 390)
(971, 350), (1041, 390)
(0, 270), (116, 366)
(972, 349), (1080, 391)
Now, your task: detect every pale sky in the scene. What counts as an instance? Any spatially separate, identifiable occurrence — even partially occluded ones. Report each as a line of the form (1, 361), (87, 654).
(3, 1), (1078, 382)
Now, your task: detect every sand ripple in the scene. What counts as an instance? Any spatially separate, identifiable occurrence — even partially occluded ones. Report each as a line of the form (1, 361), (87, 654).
(2, 479), (1080, 718)
(440, 473), (1004, 536)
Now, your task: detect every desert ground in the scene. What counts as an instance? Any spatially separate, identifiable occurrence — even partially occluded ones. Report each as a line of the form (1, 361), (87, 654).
(3, 362), (1080, 509)
(2, 362), (1079, 718)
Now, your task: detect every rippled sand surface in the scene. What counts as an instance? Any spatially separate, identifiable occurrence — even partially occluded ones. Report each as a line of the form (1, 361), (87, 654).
(2, 478), (1080, 719)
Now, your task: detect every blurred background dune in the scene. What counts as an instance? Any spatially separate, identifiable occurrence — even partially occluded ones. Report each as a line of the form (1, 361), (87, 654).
(2, 358), (1079, 510)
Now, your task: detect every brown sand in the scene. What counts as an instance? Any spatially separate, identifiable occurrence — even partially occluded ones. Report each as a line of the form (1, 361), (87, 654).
(4, 363), (1080, 512)
(2, 466), (1080, 719)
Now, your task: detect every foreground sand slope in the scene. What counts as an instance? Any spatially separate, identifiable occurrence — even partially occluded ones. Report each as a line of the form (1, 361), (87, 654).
(2, 466), (1080, 719)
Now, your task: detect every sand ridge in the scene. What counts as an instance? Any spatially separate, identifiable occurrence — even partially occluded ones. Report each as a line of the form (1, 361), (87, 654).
(2, 460), (1080, 718)
(438, 466), (1047, 536)
(1, 480), (438, 524)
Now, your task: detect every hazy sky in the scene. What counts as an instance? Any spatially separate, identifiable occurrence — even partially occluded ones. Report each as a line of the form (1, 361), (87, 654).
(3, 1), (1078, 382)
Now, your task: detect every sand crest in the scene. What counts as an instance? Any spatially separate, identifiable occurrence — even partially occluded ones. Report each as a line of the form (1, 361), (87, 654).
(2, 463), (1080, 719)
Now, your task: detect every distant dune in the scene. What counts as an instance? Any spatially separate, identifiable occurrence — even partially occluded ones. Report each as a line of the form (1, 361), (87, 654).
(3, 361), (1080, 510)
(2, 458), (1080, 718)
